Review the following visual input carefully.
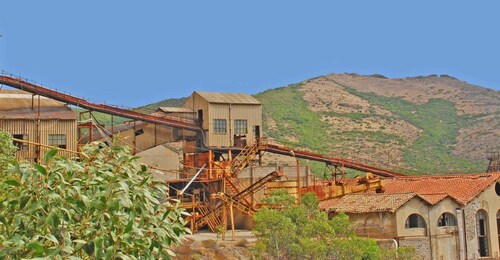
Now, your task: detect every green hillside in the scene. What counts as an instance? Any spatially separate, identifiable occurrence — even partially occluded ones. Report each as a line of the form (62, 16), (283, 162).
(254, 74), (496, 175)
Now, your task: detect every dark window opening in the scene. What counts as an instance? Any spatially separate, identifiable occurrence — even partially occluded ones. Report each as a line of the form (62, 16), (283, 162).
(12, 134), (28, 151)
(134, 129), (144, 136)
(477, 210), (489, 257)
(495, 182), (500, 196)
(437, 212), (457, 227)
(405, 214), (426, 228)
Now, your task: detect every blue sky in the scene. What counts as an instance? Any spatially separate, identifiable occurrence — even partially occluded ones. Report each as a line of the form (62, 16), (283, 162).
(1, 1), (499, 107)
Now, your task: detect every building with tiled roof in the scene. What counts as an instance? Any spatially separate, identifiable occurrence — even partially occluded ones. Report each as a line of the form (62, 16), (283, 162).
(320, 172), (500, 260)
(0, 90), (77, 162)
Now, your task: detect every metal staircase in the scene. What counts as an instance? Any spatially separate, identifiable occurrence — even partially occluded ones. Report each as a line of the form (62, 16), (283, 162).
(194, 202), (222, 232)
(212, 192), (256, 217)
(194, 171), (283, 230)
(229, 142), (260, 177)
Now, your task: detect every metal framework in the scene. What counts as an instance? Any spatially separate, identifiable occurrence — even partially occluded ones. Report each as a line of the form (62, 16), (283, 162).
(1, 71), (407, 239)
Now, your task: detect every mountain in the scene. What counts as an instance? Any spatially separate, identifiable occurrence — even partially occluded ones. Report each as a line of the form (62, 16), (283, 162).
(255, 73), (499, 174)
(94, 73), (498, 175)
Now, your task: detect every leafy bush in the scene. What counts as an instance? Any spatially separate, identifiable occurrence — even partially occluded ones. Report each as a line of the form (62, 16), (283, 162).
(0, 141), (190, 258)
(252, 191), (380, 259)
(0, 131), (17, 171)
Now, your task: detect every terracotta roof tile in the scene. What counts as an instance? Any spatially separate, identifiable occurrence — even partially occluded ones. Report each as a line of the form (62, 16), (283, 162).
(319, 192), (420, 213)
(383, 172), (500, 205)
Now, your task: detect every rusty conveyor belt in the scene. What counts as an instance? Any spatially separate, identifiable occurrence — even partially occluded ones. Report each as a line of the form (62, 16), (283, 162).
(264, 144), (404, 177)
(0, 75), (201, 132)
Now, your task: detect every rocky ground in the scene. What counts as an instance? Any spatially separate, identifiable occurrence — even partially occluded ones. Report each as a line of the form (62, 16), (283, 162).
(173, 230), (255, 260)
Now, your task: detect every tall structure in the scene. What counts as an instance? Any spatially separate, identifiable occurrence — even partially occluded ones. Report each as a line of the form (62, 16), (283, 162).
(487, 151), (500, 173)
(183, 91), (262, 147)
(0, 90), (77, 161)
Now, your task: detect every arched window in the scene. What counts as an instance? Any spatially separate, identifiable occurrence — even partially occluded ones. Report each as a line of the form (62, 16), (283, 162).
(405, 213), (426, 228)
(437, 212), (457, 227)
(477, 210), (489, 257)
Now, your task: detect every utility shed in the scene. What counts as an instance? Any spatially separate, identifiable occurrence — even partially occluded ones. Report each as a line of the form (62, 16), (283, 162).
(183, 91), (262, 147)
(0, 90), (77, 161)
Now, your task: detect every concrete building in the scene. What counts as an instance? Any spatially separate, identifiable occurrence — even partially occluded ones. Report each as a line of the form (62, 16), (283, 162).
(320, 172), (500, 260)
(0, 90), (77, 161)
(183, 91), (262, 147)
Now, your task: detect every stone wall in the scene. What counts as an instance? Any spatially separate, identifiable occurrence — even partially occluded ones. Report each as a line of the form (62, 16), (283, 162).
(400, 238), (431, 259)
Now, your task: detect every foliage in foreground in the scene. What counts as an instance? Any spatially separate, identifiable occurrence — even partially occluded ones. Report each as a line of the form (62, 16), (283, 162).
(0, 140), (190, 259)
(252, 190), (380, 259)
(0, 131), (17, 172)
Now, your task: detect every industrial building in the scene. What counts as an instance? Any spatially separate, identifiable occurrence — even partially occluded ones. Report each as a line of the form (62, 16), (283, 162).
(0, 89), (78, 162)
(182, 91), (262, 147)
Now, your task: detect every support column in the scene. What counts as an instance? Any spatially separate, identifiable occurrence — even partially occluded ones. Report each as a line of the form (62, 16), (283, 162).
(230, 203), (235, 241)
(222, 205), (227, 240)
(296, 159), (301, 204)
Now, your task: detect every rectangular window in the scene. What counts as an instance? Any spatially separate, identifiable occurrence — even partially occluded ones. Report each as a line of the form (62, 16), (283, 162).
(234, 120), (248, 134)
(48, 134), (67, 149)
(213, 119), (227, 134)
(12, 134), (28, 151)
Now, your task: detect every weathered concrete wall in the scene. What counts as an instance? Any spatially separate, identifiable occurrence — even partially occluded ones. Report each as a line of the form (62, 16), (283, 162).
(429, 197), (460, 260)
(464, 182), (500, 259)
(347, 212), (397, 239)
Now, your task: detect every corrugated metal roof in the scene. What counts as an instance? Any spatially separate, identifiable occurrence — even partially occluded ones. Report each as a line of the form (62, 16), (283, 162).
(195, 91), (261, 104)
(319, 192), (421, 213)
(0, 107), (77, 120)
(0, 90), (68, 110)
(157, 107), (194, 113)
(0, 90), (76, 120)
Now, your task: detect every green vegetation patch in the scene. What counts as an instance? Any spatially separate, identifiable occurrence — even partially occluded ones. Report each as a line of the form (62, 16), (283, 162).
(255, 83), (330, 152)
(345, 87), (485, 174)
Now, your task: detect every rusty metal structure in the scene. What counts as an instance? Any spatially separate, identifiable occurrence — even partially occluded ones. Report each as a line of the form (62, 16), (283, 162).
(0, 71), (405, 239)
(486, 150), (500, 173)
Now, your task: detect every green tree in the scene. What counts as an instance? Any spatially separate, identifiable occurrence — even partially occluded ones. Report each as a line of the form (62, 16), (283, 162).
(253, 190), (380, 259)
(0, 141), (190, 259)
(0, 131), (17, 171)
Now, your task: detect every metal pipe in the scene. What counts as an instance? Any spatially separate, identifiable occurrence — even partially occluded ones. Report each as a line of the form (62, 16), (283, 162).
(179, 163), (206, 196)
(392, 239), (398, 259)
